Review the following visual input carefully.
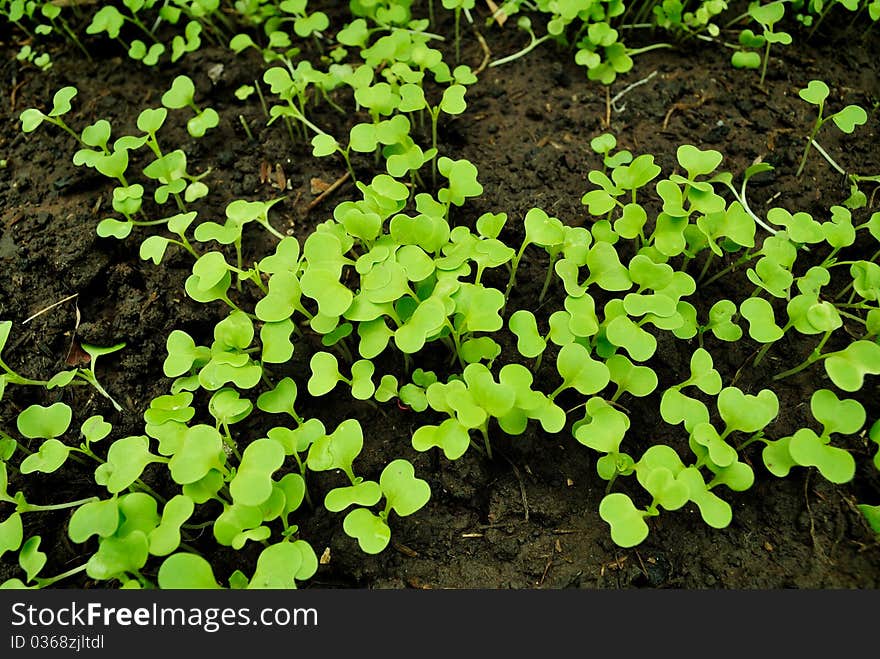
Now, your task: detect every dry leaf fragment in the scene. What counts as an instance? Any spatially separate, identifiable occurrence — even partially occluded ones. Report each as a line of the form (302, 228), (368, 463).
(310, 177), (331, 194)
(65, 339), (90, 367)
(486, 0), (508, 26)
(274, 163), (287, 190)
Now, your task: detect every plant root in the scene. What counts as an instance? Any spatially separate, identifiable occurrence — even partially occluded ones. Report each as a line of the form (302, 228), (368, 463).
(23, 293), (79, 324)
(805, 472), (832, 565)
(472, 26), (491, 76)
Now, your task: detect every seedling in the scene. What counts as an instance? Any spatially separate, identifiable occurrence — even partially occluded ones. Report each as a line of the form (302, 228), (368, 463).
(73, 342), (127, 412)
(161, 75), (220, 138)
(762, 389), (863, 483)
(412, 362), (565, 460)
(441, 0), (474, 62)
(730, 0), (792, 87)
(795, 80), (867, 178)
(340, 458), (430, 554)
(19, 86), (81, 142)
(17, 402), (74, 476)
(0, 321), (54, 390)
(194, 198), (286, 290)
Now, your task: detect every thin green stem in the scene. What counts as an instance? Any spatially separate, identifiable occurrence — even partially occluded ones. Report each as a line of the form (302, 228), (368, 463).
(759, 40), (771, 88)
(538, 254), (559, 303)
(627, 43), (674, 57)
(49, 117), (82, 143)
(504, 240), (529, 303)
(796, 117), (825, 178)
(697, 250), (716, 283)
(479, 423), (493, 461)
(489, 33), (552, 68)
(455, 8), (461, 63)
(18, 496), (99, 514)
(702, 250), (758, 287)
(239, 115), (255, 142)
(34, 563), (88, 588)
(772, 330), (833, 381)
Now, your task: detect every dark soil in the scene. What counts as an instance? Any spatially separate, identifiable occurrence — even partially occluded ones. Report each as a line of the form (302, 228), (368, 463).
(1, 4), (879, 589)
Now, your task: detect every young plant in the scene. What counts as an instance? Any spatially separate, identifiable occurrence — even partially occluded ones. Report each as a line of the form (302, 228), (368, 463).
(761, 389), (863, 484)
(337, 459), (431, 555)
(161, 74), (220, 138)
(19, 86), (81, 142)
(795, 80), (868, 178)
(730, 0), (792, 87)
(412, 363), (565, 461)
(441, 0), (475, 63)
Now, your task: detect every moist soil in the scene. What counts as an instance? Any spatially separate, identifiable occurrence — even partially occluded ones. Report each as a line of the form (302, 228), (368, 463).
(1, 5), (879, 589)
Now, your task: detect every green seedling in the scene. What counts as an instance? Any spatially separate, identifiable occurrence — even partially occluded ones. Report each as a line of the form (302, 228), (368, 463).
(156, 553), (220, 589)
(170, 20), (202, 63)
(659, 351), (720, 434)
(1, 534), (97, 589)
(74, 341), (127, 412)
(821, 340), (880, 392)
(209, 388), (253, 457)
(86, 4), (159, 57)
(15, 44), (52, 72)
(600, 442), (743, 548)
(599, 492), (650, 548)
(65, 492), (160, 586)
(257, 377), (302, 422)
(0, 321), (53, 390)
(731, 0), (792, 86)
(17, 403), (74, 476)
(229, 438), (286, 507)
(278, 0), (329, 38)
(762, 389), (863, 483)
(509, 310), (547, 361)
(590, 133), (633, 171)
(131, 105), (212, 212)
(550, 342), (611, 399)
(168, 424), (229, 487)
(795, 80), (867, 178)
(243, 539), (318, 589)
(191, 311), (263, 392)
(161, 75), (220, 138)
(436, 156), (482, 212)
(413, 363), (564, 460)
(572, 397), (631, 486)
(94, 435), (165, 495)
(194, 198), (285, 287)
(653, 0), (727, 41)
(213, 500), (275, 550)
(307, 419), (365, 486)
(307, 351), (376, 401)
(504, 207), (565, 306)
(340, 458), (430, 554)
(606, 353), (658, 401)
(20, 86), (80, 142)
(691, 386), (779, 470)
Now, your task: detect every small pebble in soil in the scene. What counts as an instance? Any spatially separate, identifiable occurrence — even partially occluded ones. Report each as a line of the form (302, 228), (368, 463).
(704, 120), (730, 142)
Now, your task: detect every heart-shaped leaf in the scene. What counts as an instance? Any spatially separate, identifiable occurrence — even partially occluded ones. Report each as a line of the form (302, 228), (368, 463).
(598, 493), (649, 548)
(342, 508), (391, 554)
(380, 459), (431, 517)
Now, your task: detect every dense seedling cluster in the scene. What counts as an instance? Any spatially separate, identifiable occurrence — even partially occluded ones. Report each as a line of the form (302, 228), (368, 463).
(2, 1), (879, 589)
